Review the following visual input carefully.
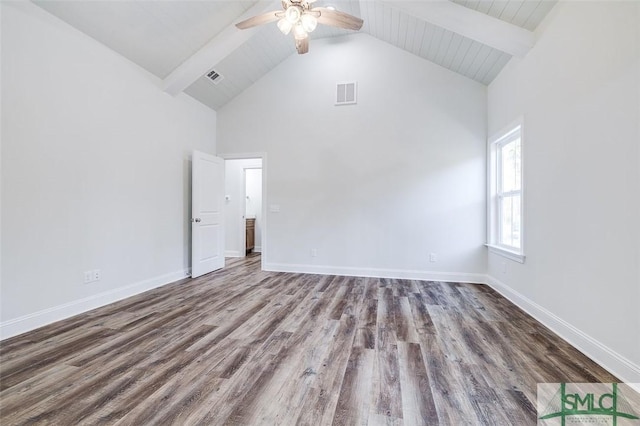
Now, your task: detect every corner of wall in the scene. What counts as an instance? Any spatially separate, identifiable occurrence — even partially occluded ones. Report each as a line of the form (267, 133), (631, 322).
(486, 274), (640, 387)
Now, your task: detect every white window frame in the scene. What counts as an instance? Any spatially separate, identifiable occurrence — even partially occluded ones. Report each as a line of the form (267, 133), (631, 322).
(487, 118), (525, 263)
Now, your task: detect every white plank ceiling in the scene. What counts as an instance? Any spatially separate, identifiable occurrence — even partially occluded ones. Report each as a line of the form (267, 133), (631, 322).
(33, 0), (557, 111)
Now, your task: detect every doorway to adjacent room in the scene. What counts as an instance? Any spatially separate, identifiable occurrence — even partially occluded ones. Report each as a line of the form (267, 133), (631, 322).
(222, 155), (266, 270)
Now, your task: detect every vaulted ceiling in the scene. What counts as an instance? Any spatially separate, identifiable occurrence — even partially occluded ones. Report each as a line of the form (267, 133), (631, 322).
(34, 0), (557, 111)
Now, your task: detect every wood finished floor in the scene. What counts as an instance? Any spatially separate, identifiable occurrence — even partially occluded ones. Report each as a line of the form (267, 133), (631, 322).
(1, 254), (619, 425)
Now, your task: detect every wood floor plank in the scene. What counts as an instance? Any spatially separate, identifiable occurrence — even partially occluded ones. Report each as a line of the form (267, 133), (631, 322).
(331, 346), (375, 426)
(185, 331), (294, 425)
(419, 334), (481, 425)
(294, 313), (358, 426)
(244, 320), (341, 425)
(0, 328), (117, 391)
(407, 292), (436, 335)
(0, 364), (80, 418)
(371, 343), (403, 420)
(0, 253), (625, 425)
(354, 297), (377, 350)
(397, 342), (438, 425)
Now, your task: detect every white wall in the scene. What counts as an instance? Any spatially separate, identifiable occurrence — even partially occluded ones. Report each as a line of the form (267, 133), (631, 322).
(218, 34), (487, 281)
(246, 168), (263, 251)
(224, 158), (262, 257)
(487, 1), (640, 382)
(0, 2), (216, 338)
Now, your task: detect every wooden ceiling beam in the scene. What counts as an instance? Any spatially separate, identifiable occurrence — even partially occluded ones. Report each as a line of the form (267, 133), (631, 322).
(162, 0), (280, 96)
(380, 0), (535, 57)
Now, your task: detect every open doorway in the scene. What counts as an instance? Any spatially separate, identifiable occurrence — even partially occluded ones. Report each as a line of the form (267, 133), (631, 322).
(222, 155), (266, 270)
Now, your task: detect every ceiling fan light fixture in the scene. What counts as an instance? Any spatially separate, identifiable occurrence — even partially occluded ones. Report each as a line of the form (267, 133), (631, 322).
(277, 18), (293, 35)
(235, 1), (364, 55)
(300, 14), (317, 32)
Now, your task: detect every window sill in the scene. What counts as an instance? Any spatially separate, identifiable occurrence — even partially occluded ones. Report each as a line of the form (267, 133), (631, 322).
(485, 244), (526, 263)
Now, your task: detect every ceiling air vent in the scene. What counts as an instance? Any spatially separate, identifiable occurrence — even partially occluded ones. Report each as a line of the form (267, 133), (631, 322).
(206, 69), (224, 85)
(336, 81), (357, 106)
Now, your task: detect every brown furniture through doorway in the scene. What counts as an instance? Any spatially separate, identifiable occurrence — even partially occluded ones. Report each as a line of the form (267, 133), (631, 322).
(246, 218), (255, 254)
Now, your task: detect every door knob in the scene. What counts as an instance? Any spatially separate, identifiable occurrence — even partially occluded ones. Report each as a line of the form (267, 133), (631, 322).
(192, 218), (201, 223)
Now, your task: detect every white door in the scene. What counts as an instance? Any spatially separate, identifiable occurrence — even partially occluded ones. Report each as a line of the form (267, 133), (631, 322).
(191, 151), (225, 278)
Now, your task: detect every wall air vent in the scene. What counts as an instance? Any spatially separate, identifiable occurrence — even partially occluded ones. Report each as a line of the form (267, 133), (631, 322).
(336, 81), (357, 106)
(206, 69), (224, 85)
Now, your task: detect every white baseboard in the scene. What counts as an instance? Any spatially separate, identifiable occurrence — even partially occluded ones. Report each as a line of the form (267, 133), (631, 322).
(264, 262), (487, 284)
(225, 250), (242, 258)
(487, 275), (640, 391)
(0, 269), (190, 340)
(254, 246), (262, 253)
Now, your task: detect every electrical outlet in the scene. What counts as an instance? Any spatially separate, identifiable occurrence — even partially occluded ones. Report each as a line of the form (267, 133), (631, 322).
(310, 249), (317, 257)
(84, 269), (101, 284)
(429, 252), (437, 263)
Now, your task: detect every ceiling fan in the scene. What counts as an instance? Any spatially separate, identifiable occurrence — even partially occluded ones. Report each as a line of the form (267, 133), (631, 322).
(236, 0), (364, 54)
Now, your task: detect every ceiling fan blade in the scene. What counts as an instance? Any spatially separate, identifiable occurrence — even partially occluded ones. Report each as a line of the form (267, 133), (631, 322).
(236, 11), (282, 30)
(295, 37), (309, 54)
(313, 7), (363, 31)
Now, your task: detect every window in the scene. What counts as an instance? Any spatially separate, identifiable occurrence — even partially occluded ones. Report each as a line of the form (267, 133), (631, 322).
(488, 121), (525, 263)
